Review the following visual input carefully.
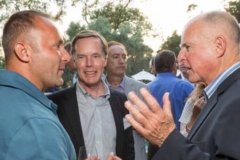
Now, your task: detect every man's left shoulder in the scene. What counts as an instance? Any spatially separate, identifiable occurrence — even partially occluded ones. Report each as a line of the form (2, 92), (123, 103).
(125, 76), (147, 87)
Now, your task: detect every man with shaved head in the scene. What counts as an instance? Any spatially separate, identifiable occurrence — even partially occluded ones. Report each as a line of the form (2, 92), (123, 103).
(124, 11), (240, 159)
(0, 10), (122, 160)
(0, 10), (75, 160)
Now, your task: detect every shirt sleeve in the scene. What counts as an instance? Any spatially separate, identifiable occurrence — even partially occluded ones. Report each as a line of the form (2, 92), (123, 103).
(5, 118), (76, 160)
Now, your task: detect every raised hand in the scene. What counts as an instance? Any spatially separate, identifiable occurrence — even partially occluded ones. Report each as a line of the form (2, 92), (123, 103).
(124, 88), (176, 147)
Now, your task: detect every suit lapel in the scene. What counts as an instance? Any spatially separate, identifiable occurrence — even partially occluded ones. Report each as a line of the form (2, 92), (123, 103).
(188, 68), (240, 139)
(109, 89), (124, 154)
(124, 76), (134, 96)
(63, 84), (85, 147)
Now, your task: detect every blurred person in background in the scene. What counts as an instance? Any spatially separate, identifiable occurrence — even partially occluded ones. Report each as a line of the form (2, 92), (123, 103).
(104, 41), (148, 160)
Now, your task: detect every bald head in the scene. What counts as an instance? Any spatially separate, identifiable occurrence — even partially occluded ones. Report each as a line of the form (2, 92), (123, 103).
(188, 11), (240, 44)
(178, 11), (240, 85)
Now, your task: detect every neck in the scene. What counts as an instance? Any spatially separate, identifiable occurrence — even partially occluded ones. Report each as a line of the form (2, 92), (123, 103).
(106, 74), (124, 88)
(79, 80), (105, 99)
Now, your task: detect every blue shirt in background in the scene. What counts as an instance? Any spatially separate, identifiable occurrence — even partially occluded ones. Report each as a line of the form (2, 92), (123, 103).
(148, 73), (193, 129)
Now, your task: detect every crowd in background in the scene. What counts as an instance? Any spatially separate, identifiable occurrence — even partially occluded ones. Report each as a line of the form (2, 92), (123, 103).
(1, 9), (240, 160)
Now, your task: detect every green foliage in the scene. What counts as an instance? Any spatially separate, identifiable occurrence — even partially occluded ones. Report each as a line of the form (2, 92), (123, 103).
(187, 4), (198, 12)
(63, 0), (154, 78)
(159, 30), (181, 57)
(0, 56), (5, 69)
(225, 0), (240, 22)
(86, 16), (153, 76)
(85, 2), (153, 76)
(64, 22), (86, 42)
(62, 68), (76, 88)
(0, 0), (68, 22)
(90, 2), (151, 32)
(88, 17), (112, 40)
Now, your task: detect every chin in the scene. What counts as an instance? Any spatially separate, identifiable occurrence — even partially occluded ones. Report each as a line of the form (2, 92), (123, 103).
(56, 79), (64, 87)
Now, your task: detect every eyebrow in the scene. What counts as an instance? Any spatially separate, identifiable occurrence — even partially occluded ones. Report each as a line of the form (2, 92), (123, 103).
(54, 39), (64, 46)
(180, 42), (193, 48)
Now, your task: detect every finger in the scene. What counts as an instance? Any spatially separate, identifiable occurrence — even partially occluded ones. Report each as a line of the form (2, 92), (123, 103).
(162, 92), (173, 119)
(140, 88), (163, 114)
(106, 152), (114, 160)
(124, 101), (146, 123)
(127, 91), (152, 119)
(125, 114), (146, 137)
(114, 156), (122, 160)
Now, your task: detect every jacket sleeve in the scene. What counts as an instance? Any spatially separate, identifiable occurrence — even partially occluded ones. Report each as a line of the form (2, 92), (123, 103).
(123, 95), (135, 160)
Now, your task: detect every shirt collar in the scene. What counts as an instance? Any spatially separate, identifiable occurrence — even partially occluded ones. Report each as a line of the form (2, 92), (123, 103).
(204, 62), (240, 100)
(105, 76), (125, 91)
(77, 79), (110, 99)
(156, 72), (176, 77)
(0, 69), (54, 111)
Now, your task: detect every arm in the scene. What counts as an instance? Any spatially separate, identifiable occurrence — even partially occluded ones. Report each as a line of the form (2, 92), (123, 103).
(124, 88), (240, 160)
(5, 118), (75, 160)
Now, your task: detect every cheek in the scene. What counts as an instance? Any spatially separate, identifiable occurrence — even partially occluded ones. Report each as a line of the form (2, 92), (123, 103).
(75, 62), (84, 70)
(103, 60), (107, 67)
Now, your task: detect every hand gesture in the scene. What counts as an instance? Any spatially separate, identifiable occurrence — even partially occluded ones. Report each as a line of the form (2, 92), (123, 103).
(124, 88), (176, 147)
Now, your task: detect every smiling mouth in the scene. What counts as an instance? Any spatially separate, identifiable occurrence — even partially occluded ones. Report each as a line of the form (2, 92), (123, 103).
(85, 71), (96, 75)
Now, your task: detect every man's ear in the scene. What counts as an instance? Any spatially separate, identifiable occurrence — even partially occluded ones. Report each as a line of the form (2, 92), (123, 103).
(215, 36), (226, 58)
(14, 42), (30, 63)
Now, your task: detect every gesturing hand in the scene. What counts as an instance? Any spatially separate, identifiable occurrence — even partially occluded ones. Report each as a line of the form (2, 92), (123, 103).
(124, 88), (176, 147)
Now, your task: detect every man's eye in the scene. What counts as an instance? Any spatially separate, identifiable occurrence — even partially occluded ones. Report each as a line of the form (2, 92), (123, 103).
(55, 44), (61, 49)
(77, 55), (84, 59)
(93, 55), (100, 59)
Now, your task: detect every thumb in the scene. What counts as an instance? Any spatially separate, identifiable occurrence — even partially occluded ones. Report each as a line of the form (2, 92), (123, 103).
(162, 92), (173, 118)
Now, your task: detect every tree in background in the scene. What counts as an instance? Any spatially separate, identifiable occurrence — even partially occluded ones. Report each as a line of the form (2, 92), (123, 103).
(225, 0), (240, 22)
(0, 0), (154, 88)
(0, 56), (5, 69)
(0, 0), (68, 22)
(89, 17), (153, 75)
(74, 1), (153, 76)
(158, 30), (181, 57)
(157, 3), (198, 57)
(64, 22), (86, 42)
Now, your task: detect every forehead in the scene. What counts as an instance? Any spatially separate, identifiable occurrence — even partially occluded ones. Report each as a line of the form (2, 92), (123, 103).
(181, 20), (204, 44)
(35, 16), (56, 31)
(33, 16), (62, 41)
(108, 45), (127, 55)
(75, 37), (103, 53)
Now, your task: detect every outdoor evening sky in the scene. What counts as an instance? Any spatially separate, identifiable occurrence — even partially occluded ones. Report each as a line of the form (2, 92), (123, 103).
(56, 0), (226, 53)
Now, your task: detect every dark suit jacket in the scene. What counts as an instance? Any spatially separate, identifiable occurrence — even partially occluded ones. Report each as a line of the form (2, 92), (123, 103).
(48, 84), (134, 160)
(152, 68), (240, 159)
